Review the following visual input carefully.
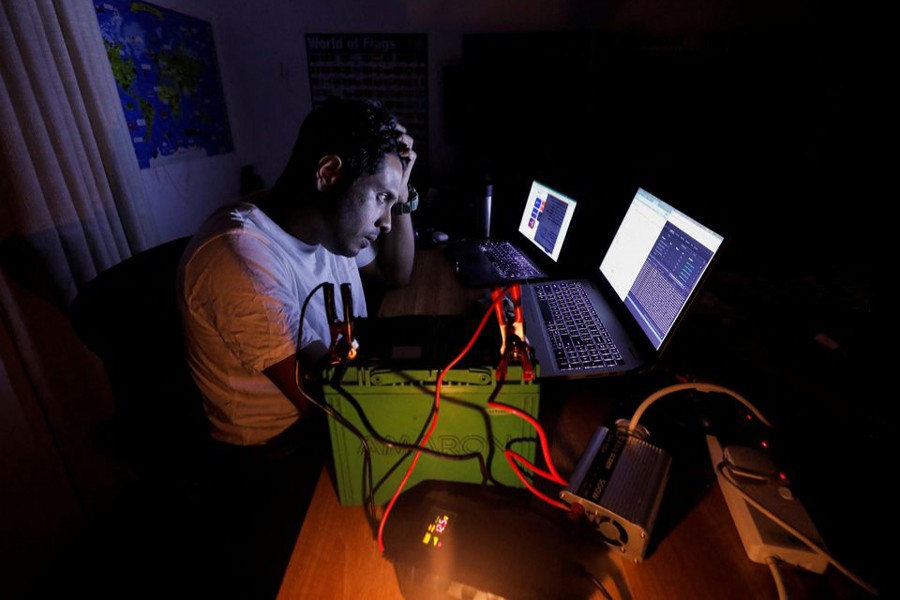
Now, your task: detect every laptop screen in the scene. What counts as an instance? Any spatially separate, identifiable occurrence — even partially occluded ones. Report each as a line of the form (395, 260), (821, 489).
(516, 180), (578, 263)
(599, 188), (724, 350)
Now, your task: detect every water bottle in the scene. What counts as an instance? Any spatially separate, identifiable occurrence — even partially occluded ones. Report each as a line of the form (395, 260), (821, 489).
(481, 180), (493, 239)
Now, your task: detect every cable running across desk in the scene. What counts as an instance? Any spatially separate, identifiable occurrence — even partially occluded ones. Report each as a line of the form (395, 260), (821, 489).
(375, 286), (511, 553)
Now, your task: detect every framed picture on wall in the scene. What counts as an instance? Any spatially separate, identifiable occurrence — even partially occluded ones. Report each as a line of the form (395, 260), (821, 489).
(96, 1), (234, 169)
(306, 33), (428, 180)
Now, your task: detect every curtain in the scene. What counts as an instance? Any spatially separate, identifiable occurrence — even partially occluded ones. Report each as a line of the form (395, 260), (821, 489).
(1, 0), (160, 592)
(1, 0), (159, 292)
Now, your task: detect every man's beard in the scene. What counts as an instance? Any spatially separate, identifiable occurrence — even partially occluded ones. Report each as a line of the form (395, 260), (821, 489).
(318, 187), (360, 257)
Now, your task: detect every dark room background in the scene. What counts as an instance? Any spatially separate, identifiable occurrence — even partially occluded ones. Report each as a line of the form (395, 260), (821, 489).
(1, 0), (888, 597)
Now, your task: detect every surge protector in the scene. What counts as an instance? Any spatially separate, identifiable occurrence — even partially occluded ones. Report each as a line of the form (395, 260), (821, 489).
(706, 435), (828, 573)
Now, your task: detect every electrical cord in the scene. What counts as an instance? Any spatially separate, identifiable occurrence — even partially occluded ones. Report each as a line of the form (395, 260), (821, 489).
(329, 364), (491, 472)
(718, 461), (880, 596)
(296, 282), (331, 353)
(572, 562), (614, 600)
(487, 375), (569, 511)
(328, 363), (492, 505)
(765, 556), (789, 600)
(376, 286), (509, 553)
(627, 381), (774, 434)
(293, 365), (379, 524)
(294, 282), (380, 522)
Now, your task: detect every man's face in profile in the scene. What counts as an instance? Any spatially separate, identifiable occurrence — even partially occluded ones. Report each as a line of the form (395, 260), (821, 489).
(325, 154), (404, 257)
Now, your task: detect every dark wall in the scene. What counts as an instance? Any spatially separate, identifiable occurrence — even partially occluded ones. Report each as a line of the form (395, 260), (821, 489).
(445, 24), (881, 281)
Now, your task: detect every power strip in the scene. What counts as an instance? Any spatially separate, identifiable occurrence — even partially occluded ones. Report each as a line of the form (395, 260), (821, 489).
(706, 435), (828, 573)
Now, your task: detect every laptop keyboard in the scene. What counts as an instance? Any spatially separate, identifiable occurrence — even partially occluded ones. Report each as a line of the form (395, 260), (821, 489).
(533, 281), (625, 371)
(481, 241), (543, 279)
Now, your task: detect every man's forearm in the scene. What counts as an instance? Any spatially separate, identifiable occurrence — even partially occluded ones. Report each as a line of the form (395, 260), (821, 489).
(377, 211), (415, 287)
(376, 123), (417, 287)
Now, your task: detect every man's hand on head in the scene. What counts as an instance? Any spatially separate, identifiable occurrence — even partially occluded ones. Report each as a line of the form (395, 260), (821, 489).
(361, 121), (417, 288)
(395, 125), (417, 202)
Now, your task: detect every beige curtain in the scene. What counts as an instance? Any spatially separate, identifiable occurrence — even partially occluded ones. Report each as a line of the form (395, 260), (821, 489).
(1, 0), (160, 592)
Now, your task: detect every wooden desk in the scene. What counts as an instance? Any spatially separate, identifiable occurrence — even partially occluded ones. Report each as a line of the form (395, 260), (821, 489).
(277, 248), (862, 600)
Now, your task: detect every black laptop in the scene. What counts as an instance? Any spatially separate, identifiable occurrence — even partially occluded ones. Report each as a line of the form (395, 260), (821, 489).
(520, 187), (725, 379)
(445, 180), (578, 288)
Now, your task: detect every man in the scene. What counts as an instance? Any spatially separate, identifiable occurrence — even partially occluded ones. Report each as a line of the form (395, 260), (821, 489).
(175, 97), (417, 598)
(178, 97), (416, 447)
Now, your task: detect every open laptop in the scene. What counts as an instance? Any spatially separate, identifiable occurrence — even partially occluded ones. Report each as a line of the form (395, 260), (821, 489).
(445, 180), (578, 288)
(520, 187), (725, 379)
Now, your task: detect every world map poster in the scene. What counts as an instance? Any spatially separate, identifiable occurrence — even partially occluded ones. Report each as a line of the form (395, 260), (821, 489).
(95, 1), (234, 169)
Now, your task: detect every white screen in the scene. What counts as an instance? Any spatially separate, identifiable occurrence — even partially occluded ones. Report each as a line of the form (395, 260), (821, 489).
(600, 188), (724, 349)
(517, 180), (578, 262)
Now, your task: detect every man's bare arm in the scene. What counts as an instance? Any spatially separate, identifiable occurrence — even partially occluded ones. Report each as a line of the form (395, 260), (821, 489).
(262, 340), (329, 416)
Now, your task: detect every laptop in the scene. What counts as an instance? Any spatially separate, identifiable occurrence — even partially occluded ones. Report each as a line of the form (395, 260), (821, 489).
(445, 180), (578, 288)
(520, 187), (725, 379)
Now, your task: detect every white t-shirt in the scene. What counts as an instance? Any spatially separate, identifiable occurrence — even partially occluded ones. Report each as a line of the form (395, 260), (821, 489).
(177, 201), (370, 445)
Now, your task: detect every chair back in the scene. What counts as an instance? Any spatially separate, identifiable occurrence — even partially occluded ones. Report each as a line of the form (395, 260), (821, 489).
(70, 236), (209, 482)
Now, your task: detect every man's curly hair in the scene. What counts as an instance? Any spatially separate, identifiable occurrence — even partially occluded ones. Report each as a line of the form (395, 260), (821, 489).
(273, 97), (401, 200)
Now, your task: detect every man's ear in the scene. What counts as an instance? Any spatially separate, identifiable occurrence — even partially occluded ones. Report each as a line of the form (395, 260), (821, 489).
(316, 155), (342, 191)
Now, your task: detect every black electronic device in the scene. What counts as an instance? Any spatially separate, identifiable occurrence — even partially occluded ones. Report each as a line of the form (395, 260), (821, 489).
(349, 314), (502, 369)
(381, 480), (566, 600)
(519, 187), (725, 379)
(446, 180), (578, 288)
